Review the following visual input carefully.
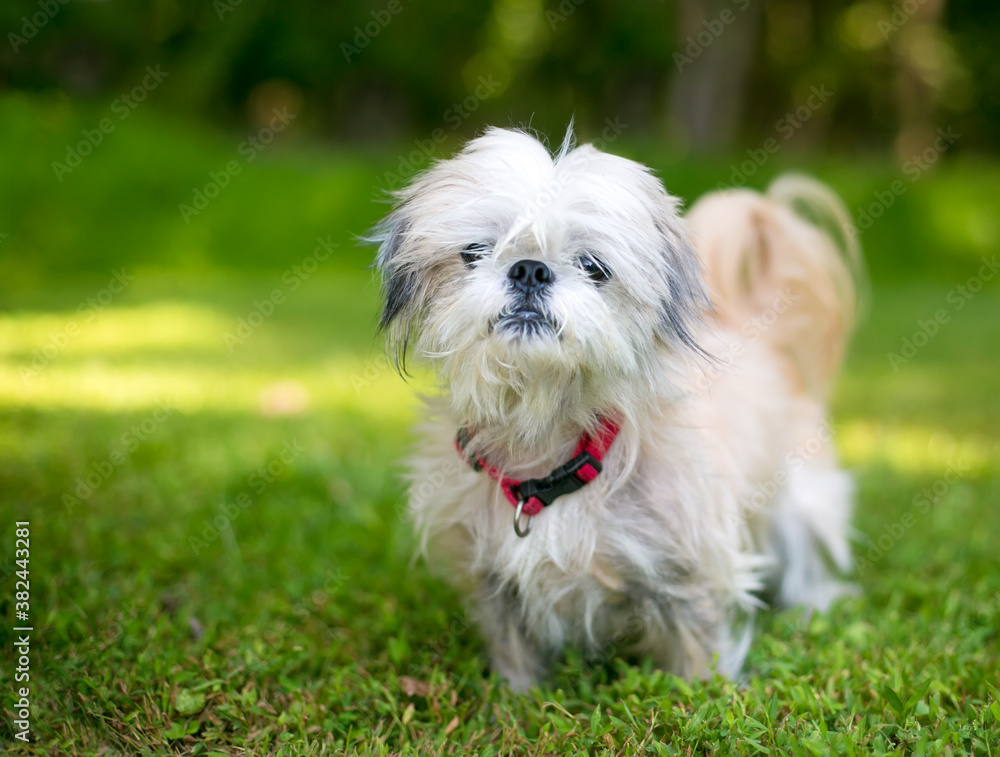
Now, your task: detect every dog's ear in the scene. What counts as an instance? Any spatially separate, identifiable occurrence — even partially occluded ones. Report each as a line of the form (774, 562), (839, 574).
(370, 209), (421, 372)
(654, 218), (713, 356)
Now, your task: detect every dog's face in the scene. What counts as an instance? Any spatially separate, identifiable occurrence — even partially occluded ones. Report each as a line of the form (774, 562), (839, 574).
(373, 129), (709, 438)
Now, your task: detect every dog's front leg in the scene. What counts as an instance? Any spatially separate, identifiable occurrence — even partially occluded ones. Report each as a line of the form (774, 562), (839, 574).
(476, 576), (548, 692)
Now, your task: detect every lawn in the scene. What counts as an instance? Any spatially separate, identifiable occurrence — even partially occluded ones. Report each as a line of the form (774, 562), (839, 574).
(1, 95), (999, 755)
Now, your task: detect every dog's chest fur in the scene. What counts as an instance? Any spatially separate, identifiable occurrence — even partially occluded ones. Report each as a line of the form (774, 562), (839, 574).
(409, 410), (751, 668)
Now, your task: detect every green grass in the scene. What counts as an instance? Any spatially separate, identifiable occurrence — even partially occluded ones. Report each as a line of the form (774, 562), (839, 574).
(1, 95), (999, 755)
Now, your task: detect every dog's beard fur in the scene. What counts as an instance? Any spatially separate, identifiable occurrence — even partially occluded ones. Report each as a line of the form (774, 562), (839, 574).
(372, 127), (862, 691)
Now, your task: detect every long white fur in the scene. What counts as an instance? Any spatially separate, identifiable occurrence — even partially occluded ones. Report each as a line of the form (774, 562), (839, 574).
(374, 128), (860, 691)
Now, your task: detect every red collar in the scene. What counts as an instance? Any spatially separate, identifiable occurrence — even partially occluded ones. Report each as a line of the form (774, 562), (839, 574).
(455, 417), (621, 535)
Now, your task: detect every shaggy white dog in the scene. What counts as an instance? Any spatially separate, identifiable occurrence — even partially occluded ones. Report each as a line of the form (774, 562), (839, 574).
(372, 128), (861, 691)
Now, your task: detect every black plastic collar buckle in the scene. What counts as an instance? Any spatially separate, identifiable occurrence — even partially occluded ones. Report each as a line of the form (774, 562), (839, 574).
(514, 451), (602, 508)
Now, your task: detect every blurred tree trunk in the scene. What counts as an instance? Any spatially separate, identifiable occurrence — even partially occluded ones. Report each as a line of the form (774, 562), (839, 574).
(890, 0), (950, 161)
(667, 0), (763, 152)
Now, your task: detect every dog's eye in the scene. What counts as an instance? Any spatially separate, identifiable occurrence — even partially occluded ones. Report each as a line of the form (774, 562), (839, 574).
(460, 243), (490, 267)
(578, 255), (610, 283)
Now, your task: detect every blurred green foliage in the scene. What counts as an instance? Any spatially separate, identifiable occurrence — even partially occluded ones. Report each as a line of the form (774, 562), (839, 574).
(3, 0), (995, 284)
(1, 0), (997, 153)
(0, 92), (995, 287)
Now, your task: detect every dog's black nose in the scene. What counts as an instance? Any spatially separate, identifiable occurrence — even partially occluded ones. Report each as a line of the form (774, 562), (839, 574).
(508, 259), (553, 293)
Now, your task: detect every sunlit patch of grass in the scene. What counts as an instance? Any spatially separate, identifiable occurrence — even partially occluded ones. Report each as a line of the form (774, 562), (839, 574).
(0, 296), (435, 418)
(837, 418), (997, 476)
(0, 302), (230, 357)
(0, 362), (424, 418)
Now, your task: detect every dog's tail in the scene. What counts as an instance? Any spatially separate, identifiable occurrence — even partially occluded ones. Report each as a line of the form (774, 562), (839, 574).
(685, 175), (865, 399)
